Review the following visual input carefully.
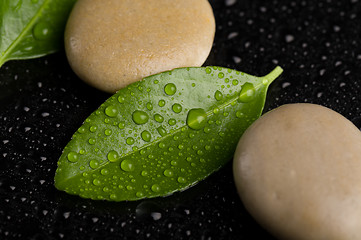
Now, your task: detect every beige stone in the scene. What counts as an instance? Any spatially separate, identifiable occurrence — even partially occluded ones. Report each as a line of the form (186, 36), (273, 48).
(65, 0), (215, 93)
(233, 103), (361, 240)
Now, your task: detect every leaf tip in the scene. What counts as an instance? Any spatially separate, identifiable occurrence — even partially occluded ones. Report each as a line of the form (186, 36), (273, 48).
(263, 66), (283, 85)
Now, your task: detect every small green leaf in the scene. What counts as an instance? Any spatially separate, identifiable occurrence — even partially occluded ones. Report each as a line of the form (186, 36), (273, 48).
(0, 0), (76, 67)
(54, 66), (283, 201)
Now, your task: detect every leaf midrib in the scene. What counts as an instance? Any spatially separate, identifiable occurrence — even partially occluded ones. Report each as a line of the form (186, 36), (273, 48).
(0, 0), (50, 66)
(59, 67), (282, 186)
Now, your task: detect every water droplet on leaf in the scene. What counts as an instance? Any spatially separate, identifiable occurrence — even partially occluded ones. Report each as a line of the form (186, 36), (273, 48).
(105, 106), (118, 117)
(164, 83), (177, 95)
(126, 137), (135, 145)
(141, 130), (151, 142)
(121, 159), (135, 172)
(107, 150), (119, 162)
(157, 126), (167, 136)
(164, 169), (174, 177)
(172, 103), (182, 113)
(154, 114), (164, 123)
(89, 160), (99, 169)
(187, 108), (207, 130)
(158, 100), (166, 107)
(239, 83), (255, 102)
(33, 22), (51, 40)
(132, 110), (149, 125)
(151, 184), (161, 192)
(214, 90), (223, 101)
(67, 152), (78, 163)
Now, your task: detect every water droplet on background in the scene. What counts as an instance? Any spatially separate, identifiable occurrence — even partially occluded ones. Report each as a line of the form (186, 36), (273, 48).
(136, 201), (163, 221)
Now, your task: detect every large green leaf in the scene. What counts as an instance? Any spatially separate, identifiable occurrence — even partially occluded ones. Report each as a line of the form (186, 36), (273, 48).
(55, 66), (283, 201)
(0, 0), (76, 67)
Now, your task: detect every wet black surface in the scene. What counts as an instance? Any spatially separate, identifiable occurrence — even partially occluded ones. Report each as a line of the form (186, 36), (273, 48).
(1, 0), (361, 239)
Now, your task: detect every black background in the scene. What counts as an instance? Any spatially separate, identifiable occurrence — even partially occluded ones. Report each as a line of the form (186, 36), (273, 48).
(1, 0), (361, 239)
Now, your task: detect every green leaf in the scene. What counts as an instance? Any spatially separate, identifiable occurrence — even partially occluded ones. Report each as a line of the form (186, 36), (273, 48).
(54, 66), (283, 201)
(0, 0), (76, 67)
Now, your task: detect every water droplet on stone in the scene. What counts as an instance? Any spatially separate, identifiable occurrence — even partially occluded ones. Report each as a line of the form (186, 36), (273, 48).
(187, 108), (207, 130)
(132, 110), (149, 125)
(105, 106), (118, 117)
(164, 83), (177, 95)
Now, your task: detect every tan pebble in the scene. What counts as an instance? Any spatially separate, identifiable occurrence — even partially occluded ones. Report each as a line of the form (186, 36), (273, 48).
(233, 103), (361, 240)
(65, 0), (215, 93)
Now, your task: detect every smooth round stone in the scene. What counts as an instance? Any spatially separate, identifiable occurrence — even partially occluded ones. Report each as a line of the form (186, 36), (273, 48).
(233, 103), (361, 240)
(65, 0), (215, 93)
